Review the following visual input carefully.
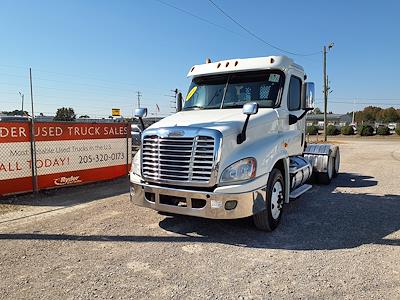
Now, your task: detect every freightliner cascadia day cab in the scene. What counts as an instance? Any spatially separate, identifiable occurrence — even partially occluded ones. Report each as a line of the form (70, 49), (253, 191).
(130, 55), (340, 231)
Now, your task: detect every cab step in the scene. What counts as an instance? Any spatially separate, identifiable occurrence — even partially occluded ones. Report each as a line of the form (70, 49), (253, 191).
(289, 184), (312, 199)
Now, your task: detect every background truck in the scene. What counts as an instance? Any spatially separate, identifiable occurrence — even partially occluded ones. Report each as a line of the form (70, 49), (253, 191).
(130, 55), (340, 231)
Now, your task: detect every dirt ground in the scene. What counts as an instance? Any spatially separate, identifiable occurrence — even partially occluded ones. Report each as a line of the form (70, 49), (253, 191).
(0, 139), (399, 299)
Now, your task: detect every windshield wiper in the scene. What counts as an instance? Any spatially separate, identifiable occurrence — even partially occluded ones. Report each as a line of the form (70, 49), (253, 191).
(223, 103), (244, 108)
(184, 105), (205, 110)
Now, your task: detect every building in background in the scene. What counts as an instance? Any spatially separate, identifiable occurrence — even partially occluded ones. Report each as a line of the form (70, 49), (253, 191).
(306, 114), (352, 128)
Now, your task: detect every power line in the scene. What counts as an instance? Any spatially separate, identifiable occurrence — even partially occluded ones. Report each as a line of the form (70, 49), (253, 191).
(207, 0), (322, 57)
(0, 72), (138, 93)
(154, 0), (242, 37)
(315, 100), (400, 106)
(0, 68), (167, 99)
(0, 64), (138, 89)
(155, 0), (319, 56)
(317, 96), (400, 101)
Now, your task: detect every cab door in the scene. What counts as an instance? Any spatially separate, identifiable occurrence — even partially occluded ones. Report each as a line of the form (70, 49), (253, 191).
(286, 75), (305, 156)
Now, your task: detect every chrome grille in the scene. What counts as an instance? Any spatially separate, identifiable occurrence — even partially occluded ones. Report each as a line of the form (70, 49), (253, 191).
(142, 135), (215, 183)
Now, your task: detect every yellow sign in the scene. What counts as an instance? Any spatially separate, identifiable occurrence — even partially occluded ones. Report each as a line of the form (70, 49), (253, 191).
(112, 108), (121, 117)
(186, 86), (197, 101)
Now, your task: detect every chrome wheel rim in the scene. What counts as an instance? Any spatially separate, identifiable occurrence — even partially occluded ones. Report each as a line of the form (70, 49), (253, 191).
(271, 180), (283, 220)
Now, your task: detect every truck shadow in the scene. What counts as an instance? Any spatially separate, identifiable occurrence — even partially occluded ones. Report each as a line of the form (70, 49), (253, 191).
(158, 172), (400, 250)
(0, 173), (398, 251)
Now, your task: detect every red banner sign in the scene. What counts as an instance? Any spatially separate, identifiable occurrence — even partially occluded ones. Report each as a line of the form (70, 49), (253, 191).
(0, 121), (131, 196)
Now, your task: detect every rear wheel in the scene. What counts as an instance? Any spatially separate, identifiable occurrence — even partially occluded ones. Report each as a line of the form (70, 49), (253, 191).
(333, 148), (340, 177)
(316, 154), (334, 184)
(253, 168), (284, 231)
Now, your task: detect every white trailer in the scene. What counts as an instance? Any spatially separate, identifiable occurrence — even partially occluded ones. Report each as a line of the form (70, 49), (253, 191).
(130, 55), (339, 231)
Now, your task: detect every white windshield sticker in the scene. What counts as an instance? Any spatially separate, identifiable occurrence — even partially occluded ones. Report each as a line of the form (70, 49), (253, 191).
(269, 74), (280, 83)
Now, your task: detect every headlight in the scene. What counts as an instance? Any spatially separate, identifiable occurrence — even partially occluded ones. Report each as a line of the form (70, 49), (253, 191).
(131, 150), (141, 175)
(220, 157), (257, 183)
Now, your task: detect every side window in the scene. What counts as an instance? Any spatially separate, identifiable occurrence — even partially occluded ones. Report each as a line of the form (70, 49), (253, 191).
(288, 76), (302, 111)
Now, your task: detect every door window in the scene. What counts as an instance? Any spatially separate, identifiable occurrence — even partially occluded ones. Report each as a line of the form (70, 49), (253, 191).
(288, 76), (302, 111)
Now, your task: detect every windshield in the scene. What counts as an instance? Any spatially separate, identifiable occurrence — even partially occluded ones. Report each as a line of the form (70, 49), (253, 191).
(183, 70), (284, 110)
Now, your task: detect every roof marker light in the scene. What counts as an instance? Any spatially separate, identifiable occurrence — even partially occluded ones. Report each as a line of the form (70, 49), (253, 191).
(225, 62), (229, 67)
(191, 67), (195, 72)
(234, 61), (238, 66)
(270, 58), (275, 64)
(217, 63), (221, 68)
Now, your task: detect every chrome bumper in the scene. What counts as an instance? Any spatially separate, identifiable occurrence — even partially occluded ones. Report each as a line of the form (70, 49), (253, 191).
(130, 175), (268, 219)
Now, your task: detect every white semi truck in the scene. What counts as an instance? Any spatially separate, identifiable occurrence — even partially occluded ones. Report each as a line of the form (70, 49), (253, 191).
(130, 55), (340, 231)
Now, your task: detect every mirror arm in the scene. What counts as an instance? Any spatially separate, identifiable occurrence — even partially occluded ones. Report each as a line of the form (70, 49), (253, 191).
(298, 108), (313, 120)
(138, 117), (145, 131)
(237, 114), (251, 144)
(289, 108), (313, 125)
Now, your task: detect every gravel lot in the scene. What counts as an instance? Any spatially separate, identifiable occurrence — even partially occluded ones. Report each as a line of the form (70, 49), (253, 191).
(0, 139), (399, 299)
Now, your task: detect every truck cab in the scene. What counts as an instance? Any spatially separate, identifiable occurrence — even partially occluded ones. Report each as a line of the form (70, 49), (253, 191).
(130, 55), (339, 231)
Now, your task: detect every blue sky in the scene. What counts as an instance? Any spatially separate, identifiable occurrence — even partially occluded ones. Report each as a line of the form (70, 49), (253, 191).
(0, 0), (399, 117)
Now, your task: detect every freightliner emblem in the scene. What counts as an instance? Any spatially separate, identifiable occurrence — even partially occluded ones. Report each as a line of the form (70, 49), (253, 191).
(167, 130), (185, 137)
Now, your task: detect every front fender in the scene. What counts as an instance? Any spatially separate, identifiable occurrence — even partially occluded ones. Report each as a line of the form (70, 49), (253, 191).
(218, 133), (289, 177)
(263, 142), (290, 204)
(217, 133), (290, 203)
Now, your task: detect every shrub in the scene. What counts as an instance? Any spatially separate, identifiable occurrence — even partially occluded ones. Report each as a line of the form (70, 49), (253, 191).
(376, 126), (390, 136)
(341, 125), (354, 135)
(326, 125), (340, 136)
(307, 125), (319, 135)
(357, 125), (374, 136)
(396, 127), (400, 136)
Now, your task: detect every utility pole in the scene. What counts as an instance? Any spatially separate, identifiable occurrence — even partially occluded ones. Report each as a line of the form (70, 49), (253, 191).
(352, 99), (356, 124)
(136, 91), (142, 108)
(19, 91), (24, 115)
(165, 88), (180, 113)
(171, 89), (178, 112)
(323, 43), (334, 142)
(29, 68), (38, 193)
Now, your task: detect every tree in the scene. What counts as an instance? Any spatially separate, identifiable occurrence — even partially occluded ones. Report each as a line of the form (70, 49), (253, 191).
(362, 106), (382, 122)
(376, 107), (399, 123)
(311, 107), (322, 114)
(1, 110), (29, 116)
(54, 107), (76, 121)
(354, 106), (400, 124)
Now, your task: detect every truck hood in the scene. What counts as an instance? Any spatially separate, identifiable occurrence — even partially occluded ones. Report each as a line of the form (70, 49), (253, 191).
(147, 108), (277, 137)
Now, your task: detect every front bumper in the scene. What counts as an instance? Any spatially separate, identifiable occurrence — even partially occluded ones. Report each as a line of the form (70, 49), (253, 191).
(130, 173), (268, 219)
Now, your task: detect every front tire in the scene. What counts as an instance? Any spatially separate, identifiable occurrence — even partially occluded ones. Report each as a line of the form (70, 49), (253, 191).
(253, 168), (284, 231)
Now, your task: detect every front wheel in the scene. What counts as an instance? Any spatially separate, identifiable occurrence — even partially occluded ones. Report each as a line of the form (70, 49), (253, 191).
(253, 168), (284, 231)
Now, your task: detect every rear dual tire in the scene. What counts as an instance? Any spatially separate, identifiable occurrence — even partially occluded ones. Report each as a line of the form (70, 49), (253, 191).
(333, 148), (340, 177)
(316, 148), (340, 184)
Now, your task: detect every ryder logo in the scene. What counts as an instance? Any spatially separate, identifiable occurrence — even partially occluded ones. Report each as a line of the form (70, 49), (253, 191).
(54, 176), (82, 186)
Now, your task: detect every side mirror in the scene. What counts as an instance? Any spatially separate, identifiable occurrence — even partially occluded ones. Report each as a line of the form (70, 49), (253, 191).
(176, 92), (183, 112)
(301, 82), (315, 110)
(238, 102), (259, 144)
(134, 108), (147, 118)
(135, 108), (147, 131)
(243, 102), (259, 115)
